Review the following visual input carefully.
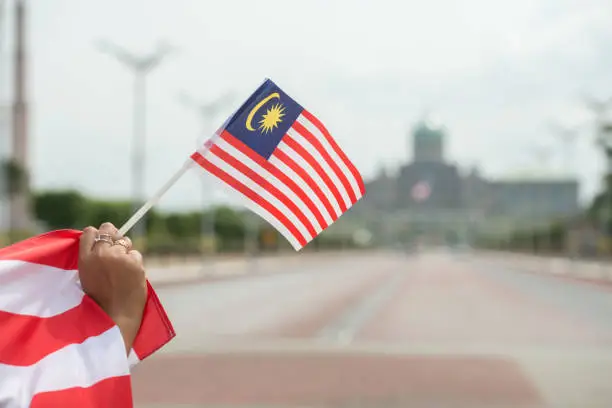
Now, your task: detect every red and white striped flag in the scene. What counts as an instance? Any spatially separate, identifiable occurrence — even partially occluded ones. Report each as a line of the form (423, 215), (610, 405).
(190, 79), (365, 250)
(0, 230), (175, 408)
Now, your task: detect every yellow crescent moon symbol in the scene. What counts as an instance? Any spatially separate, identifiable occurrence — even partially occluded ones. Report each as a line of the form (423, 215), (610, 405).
(246, 92), (280, 131)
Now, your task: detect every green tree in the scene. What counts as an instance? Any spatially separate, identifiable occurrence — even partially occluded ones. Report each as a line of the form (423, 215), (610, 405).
(548, 222), (566, 251)
(2, 159), (33, 243)
(86, 200), (133, 228)
(145, 210), (167, 237)
(164, 211), (201, 238)
(2, 158), (28, 196)
(33, 190), (88, 229)
(214, 207), (245, 240)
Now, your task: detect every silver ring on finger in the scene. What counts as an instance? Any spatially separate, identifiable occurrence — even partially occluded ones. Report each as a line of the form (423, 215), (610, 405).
(93, 234), (114, 246)
(113, 238), (131, 251)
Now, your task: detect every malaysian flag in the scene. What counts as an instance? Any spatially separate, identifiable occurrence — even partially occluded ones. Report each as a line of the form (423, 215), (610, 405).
(0, 230), (175, 407)
(411, 180), (431, 203)
(191, 79), (365, 250)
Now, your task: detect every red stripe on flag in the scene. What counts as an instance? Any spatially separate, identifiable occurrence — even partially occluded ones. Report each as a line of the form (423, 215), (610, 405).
(283, 135), (348, 213)
(209, 144), (317, 239)
(221, 132), (328, 231)
(292, 121), (357, 204)
(0, 229), (79, 269)
(190, 152), (308, 247)
(131, 281), (175, 360)
(0, 230), (175, 366)
(301, 110), (365, 195)
(0, 295), (114, 366)
(272, 149), (339, 221)
(30, 375), (133, 408)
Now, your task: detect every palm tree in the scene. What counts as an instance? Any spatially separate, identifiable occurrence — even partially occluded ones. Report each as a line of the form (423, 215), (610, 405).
(2, 158), (29, 243)
(3, 158), (27, 196)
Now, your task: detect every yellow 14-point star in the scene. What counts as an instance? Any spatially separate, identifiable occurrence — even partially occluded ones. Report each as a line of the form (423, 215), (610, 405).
(258, 103), (286, 134)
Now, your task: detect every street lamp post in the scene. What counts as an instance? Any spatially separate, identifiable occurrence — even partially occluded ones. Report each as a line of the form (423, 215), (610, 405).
(0, 0), (7, 239)
(584, 96), (612, 258)
(178, 91), (233, 258)
(597, 122), (612, 257)
(95, 40), (173, 242)
(530, 145), (554, 254)
(548, 123), (578, 177)
(549, 123), (579, 259)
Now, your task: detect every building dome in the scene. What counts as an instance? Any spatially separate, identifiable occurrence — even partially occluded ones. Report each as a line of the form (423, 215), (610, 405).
(413, 115), (446, 140)
(411, 114), (446, 162)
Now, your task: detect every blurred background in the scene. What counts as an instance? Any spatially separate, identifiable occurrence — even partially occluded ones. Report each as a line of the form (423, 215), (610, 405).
(2, 1), (612, 407)
(1, 0), (612, 258)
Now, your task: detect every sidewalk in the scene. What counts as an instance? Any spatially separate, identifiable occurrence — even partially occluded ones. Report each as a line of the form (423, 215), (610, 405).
(145, 250), (361, 288)
(475, 251), (612, 283)
(146, 258), (246, 288)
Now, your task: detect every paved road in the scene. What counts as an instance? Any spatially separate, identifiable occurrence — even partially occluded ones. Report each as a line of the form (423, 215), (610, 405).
(133, 250), (612, 408)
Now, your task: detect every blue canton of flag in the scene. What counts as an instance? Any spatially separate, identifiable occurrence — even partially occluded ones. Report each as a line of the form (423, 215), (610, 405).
(225, 80), (303, 159)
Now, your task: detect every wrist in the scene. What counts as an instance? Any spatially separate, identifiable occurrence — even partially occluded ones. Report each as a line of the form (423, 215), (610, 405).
(111, 313), (143, 354)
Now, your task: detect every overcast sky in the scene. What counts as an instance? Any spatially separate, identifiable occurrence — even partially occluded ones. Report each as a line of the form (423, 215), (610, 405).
(1, 0), (611, 210)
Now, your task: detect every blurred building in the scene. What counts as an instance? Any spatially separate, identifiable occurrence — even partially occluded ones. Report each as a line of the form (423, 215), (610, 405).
(354, 117), (580, 244)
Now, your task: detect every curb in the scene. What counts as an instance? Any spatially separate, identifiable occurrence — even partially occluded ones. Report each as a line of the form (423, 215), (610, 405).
(146, 250), (385, 288)
(147, 254), (310, 288)
(474, 250), (612, 288)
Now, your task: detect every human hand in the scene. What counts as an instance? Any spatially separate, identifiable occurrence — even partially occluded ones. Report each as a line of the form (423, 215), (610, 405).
(78, 222), (147, 354)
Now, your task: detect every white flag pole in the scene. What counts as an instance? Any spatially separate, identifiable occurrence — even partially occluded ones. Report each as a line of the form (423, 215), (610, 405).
(118, 159), (195, 236)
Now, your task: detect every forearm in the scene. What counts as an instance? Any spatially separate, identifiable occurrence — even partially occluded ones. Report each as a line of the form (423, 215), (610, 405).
(112, 314), (142, 354)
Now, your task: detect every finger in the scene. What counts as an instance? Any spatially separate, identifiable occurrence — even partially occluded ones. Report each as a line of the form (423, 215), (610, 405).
(117, 236), (132, 250)
(98, 222), (118, 236)
(128, 250), (146, 282)
(109, 238), (132, 255)
(79, 226), (98, 257)
(128, 249), (143, 266)
(93, 222), (117, 254)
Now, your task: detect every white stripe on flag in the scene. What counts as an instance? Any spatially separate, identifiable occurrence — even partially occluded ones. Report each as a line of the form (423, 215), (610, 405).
(0, 260), (82, 317)
(127, 350), (141, 368)
(191, 163), (302, 250)
(215, 138), (323, 233)
(268, 154), (334, 226)
(0, 326), (129, 408)
(205, 152), (312, 243)
(276, 142), (343, 217)
(206, 150), (312, 242)
(286, 127), (352, 209)
(297, 114), (363, 201)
